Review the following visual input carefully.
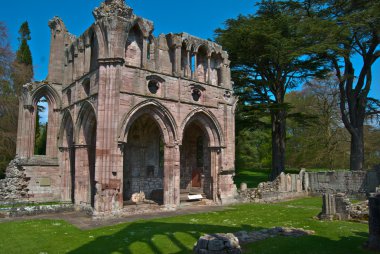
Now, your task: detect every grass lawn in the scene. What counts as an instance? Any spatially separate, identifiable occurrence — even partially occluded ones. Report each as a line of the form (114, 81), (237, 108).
(0, 197), (375, 254)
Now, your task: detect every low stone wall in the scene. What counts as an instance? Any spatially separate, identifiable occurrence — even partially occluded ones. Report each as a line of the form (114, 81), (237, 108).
(238, 170), (308, 203)
(0, 203), (74, 218)
(307, 170), (380, 195)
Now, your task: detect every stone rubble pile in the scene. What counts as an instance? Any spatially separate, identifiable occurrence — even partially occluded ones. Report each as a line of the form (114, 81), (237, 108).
(193, 233), (241, 254)
(193, 227), (315, 254)
(349, 200), (369, 220)
(0, 157), (29, 200)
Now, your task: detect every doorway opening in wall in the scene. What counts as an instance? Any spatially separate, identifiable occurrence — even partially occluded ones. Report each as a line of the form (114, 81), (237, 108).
(34, 96), (48, 155)
(180, 121), (213, 204)
(123, 114), (164, 206)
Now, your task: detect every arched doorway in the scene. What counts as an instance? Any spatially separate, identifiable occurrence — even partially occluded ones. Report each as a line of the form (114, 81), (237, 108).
(180, 111), (223, 203)
(123, 114), (164, 204)
(75, 103), (97, 208)
(120, 101), (179, 207)
(181, 121), (212, 199)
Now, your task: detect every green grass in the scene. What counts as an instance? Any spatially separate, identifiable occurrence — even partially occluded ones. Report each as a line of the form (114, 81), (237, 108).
(234, 169), (270, 188)
(0, 197), (375, 254)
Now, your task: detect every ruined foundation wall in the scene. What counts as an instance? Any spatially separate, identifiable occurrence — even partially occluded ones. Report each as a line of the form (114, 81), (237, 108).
(0, 157), (61, 202)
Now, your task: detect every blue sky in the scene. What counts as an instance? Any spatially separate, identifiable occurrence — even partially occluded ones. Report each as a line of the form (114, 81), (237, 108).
(0, 0), (378, 99)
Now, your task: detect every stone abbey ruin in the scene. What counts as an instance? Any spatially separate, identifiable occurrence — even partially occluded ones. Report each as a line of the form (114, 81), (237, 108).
(0, 0), (238, 214)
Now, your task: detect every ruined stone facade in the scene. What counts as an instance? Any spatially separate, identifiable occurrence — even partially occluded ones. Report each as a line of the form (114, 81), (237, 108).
(7, 0), (238, 214)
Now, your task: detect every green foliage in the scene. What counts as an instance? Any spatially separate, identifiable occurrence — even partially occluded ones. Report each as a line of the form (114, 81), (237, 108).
(236, 129), (271, 170)
(13, 21), (33, 95)
(216, 0), (335, 178)
(0, 21), (34, 177)
(0, 198), (372, 254)
(16, 39), (32, 66)
(18, 21), (31, 41)
(0, 22), (17, 179)
(34, 123), (47, 156)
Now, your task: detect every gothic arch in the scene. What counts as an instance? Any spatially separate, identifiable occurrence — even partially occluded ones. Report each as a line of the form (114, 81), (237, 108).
(58, 110), (74, 148)
(75, 101), (97, 145)
(119, 100), (178, 145)
(180, 108), (224, 148)
(74, 100), (97, 207)
(29, 84), (61, 107)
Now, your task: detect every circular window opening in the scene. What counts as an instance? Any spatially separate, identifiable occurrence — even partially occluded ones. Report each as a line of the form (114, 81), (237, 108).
(192, 89), (201, 102)
(148, 80), (159, 94)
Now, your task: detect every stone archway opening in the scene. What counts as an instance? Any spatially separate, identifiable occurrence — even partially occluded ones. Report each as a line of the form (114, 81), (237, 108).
(76, 104), (97, 208)
(123, 114), (164, 205)
(59, 113), (75, 203)
(180, 120), (213, 202)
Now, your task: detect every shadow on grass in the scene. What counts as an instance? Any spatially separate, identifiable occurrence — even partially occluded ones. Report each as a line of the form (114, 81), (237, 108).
(67, 221), (374, 254)
(243, 230), (373, 254)
(67, 221), (258, 254)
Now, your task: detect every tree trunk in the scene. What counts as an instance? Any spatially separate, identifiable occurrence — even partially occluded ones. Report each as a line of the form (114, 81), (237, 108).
(350, 127), (364, 171)
(270, 109), (286, 180)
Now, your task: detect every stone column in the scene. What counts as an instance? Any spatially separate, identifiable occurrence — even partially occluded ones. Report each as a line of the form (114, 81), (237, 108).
(94, 58), (124, 213)
(74, 145), (90, 206)
(142, 37), (148, 69)
(186, 50), (191, 78)
(368, 193), (380, 250)
(193, 53), (198, 81)
(320, 193), (336, 220)
(16, 102), (34, 158)
(47, 17), (67, 84)
(59, 147), (71, 202)
(163, 144), (180, 208)
(207, 55), (211, 84)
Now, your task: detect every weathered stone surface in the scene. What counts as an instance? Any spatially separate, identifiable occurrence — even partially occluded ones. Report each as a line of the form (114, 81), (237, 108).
(319, 193), (369, 221)
(307, 170), (380, 194)
(0, 158), (30, 200)
(1, 0), (238, 215)
(234, 227), (315, 244)
(131, 191), (145, 203)
(240, 183), (247, 191)
(194, 226), (315, 253)
(238, 172), (308, 203)
(193, 233), (241, 254)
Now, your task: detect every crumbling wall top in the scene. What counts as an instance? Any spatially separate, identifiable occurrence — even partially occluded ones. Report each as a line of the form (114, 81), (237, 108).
(93, 0), (134, 21)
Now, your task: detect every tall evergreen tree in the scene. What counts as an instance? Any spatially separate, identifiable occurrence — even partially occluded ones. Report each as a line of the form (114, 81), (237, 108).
(12, 21), (33, 95)
(216, 1), (333, 179)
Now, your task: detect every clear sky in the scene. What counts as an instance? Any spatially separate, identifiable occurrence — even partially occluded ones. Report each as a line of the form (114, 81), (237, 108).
(0, 0), (378, 100)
